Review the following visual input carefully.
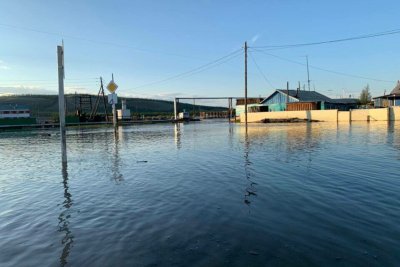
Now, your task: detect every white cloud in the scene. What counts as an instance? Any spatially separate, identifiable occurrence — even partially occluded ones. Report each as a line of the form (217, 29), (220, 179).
(0, 85), (57, 95)
(64, 86), (96, 95)
(0, 85), (99, 95)
(0, 60), (10, 70)
(250, 34), (261, 44)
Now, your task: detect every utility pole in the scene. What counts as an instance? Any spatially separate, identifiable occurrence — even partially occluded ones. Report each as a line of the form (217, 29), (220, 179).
(100, 77), (109, 122)
(297, 81), (301, 97)
(286, 82), (289, 106)
(306, 55), (311, 91)
(244, 41), (248, 125)
(57, 43), (67, 164)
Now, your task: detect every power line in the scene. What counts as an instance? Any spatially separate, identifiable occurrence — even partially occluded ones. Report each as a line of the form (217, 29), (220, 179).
(248, 51), (275, 89)
(252, 28), (400, 50)
(0, 23), (201, 59)
(130, 49), (243, 90)
(251, 48), (395, 83)
(0, 78), (98, 82)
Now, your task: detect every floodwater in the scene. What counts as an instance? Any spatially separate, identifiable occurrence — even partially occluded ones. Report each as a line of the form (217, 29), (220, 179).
(0, 121), (399, 266)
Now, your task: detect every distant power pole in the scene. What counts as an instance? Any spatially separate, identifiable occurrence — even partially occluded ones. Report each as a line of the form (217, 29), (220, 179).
(286, 81), (289, 105)
(100, 77), (109, 122)
(244, 41), (248, 125)
(306, 55), (311, 91)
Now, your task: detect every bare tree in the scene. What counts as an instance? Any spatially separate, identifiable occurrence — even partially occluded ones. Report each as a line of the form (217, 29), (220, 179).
(359, 84), (372, 105)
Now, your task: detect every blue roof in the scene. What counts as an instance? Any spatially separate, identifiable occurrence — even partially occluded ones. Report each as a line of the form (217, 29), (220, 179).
(0, 104), (30, 111)
(261, 89), (332, 104)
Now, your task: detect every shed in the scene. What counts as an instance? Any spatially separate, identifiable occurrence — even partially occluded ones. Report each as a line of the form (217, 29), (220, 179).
(235, 98), (265, 116)
(0, 104), (31, 119)
(373, 81), (400, 107)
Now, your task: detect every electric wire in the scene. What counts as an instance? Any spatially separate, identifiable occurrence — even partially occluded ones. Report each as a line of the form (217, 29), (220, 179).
(130, 49), (243, 90)
(0, 23), (201, 59)
(251, 48), (395, 83)
(252, 28), (400, 50)
(248, 51), (275, 89)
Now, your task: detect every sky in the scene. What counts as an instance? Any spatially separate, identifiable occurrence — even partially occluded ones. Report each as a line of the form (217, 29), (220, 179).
(1, 0), (400, 105)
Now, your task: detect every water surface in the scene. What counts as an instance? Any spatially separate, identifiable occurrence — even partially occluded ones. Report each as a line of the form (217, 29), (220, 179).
(0, 121), (399, 266)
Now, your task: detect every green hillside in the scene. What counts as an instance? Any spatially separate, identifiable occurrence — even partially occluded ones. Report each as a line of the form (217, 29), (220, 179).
(0, 94), (227, 117)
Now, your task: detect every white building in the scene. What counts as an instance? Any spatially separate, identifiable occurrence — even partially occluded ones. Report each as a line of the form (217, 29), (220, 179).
(0, 104), (31, 119)
(117, 99), (131, 120)
(178, 110), (190, 119)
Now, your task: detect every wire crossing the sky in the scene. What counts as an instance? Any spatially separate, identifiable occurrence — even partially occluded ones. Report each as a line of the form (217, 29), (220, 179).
(252, 28), (400, 50)
(130, 49), (243, 90)
(248, 51), (275, 90)
(251, 48), (395, 83)
(0, 23), (201, 59)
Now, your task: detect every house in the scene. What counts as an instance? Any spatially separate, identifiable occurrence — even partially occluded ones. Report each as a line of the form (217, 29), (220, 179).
(0, 104), (31, 119)
(330, 98), (359, 110)
(373, 81), (400, 107)
(260, 89), (358, 111)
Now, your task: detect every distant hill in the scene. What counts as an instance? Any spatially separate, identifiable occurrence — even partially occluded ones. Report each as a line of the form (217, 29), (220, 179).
(0, 94), (227, 116)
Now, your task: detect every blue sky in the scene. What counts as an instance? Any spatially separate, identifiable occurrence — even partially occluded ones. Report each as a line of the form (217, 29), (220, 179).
(1, 0), (400, 103)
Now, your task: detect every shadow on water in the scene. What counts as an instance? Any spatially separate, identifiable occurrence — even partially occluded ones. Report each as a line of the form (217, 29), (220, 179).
(228, 123), (234, 148)
(387, 120), (400, 152)
(243, 125), (257, 209)
(59, 161), (73, 266)
(112, 129), (124, 184)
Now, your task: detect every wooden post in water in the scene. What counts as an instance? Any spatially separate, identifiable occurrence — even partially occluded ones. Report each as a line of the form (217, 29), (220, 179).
(230, 98), (234, 122)
(244, 42), (248, 125)
(57, 44), (67, 163)
(111, 73), (117, 129)
(174, 98), (178, 120)
(228, 98), (231, 122)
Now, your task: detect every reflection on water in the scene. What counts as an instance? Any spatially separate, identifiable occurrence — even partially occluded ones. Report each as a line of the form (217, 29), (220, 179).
(174, 123), (182, 150)
(243, 129), (257, 207)
(112, 129), (123, 183)
(59, 161), (73, 266)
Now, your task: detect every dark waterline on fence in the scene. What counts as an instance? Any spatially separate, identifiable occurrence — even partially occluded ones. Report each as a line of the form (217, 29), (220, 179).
(0, 121), (399, 266)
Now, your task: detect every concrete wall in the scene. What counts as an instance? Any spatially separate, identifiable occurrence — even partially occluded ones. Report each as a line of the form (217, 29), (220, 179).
(350, 109), (369, 121)
(338, 111), (350, 122)
(240, 108), (395, 123)
(368, 108), (388, 121)
(240, 110), (338, 123)
(350, 108), (388, 121)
